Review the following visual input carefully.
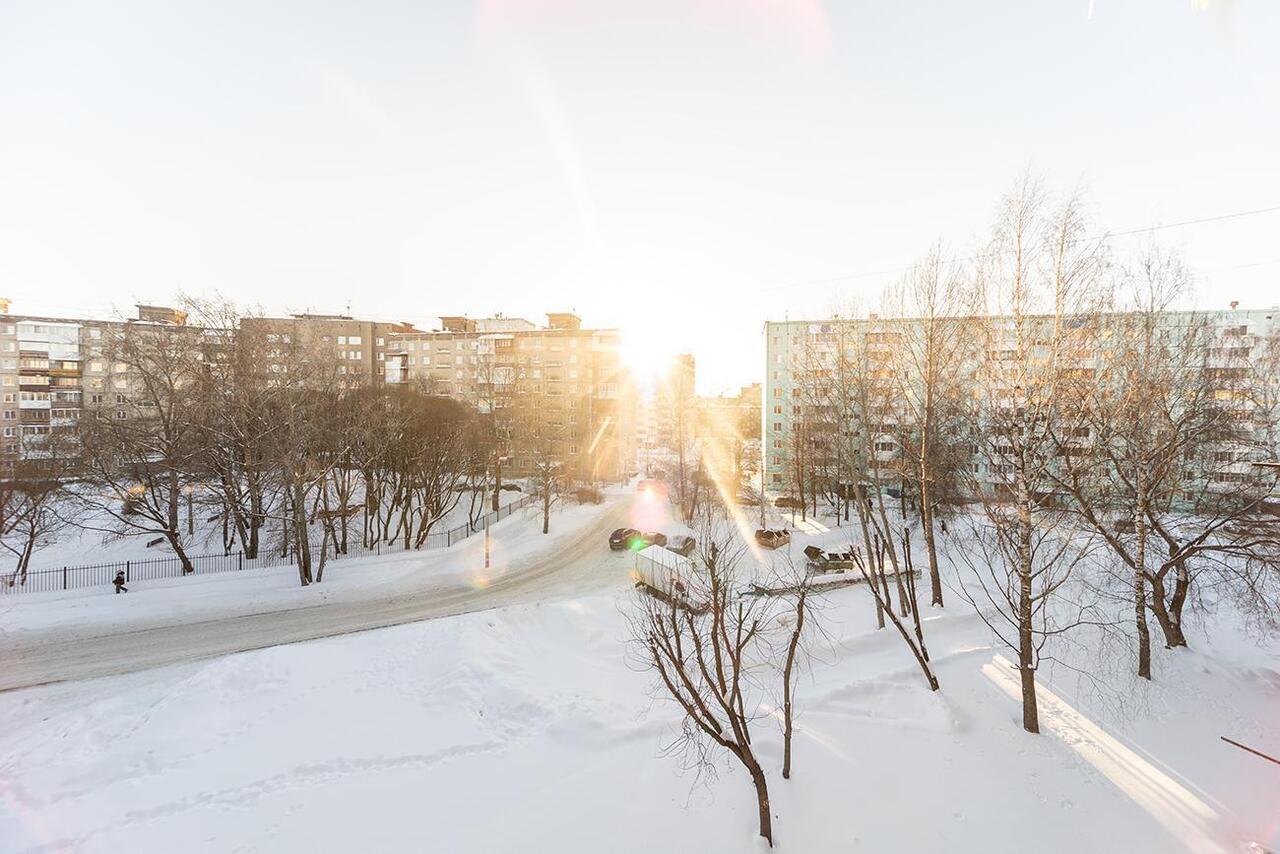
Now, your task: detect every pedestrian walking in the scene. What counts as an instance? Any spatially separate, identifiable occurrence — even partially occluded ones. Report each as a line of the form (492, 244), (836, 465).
(113, 570), (128, 594)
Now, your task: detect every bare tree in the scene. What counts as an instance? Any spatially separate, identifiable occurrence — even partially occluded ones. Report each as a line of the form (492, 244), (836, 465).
(851, 530), (939, 691)
(631, 532), (776, 846)
(1050, 251), (1280, 671)
(884, 245), (972, 607)
(1, 437), (76, 587)
(76, 319), (207, 572)
(955, 178), (1108, 733)
(521, 405), (565, 535)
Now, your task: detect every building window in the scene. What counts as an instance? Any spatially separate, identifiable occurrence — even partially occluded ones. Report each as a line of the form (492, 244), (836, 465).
(773, 422), (781, 432)
(349, 336), (361, 346)
(376, 337), (384, 346)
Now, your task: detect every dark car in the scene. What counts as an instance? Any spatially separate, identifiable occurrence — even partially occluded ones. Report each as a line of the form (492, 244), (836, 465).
(774, 496), (805, 510)
(755, 528), (791, 550)
(666, 535), (696, 557)
(500, 483), (523, 492)
(609, 527), (639, 550)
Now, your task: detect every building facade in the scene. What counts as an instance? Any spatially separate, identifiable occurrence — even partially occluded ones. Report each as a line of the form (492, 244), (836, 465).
(763, 307), (1280, 496)
(239, 313), (417, 386)
(384, 313), (636, 482)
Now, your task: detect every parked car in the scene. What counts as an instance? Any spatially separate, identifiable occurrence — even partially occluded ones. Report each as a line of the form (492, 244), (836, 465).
(638, 531), (668, 548)
(755, 529), (791, 550)
(774, 496), (805, 509)
(500, 483), (522, 492)
(609, 527), (639, 550)
(665, 535), (695, 557)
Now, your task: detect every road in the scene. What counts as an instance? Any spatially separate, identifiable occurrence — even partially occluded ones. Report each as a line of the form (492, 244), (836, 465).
(0, 499), (635, 693)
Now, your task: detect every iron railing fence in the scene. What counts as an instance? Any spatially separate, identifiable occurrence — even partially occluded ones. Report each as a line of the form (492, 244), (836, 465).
(4, 494), (536, 596)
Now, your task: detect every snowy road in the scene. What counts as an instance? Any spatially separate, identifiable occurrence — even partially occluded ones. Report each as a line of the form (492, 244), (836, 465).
(0, 499), (635, 692)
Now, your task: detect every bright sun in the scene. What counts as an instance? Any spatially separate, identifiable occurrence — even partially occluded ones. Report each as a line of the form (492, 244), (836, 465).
(619, 327), (679, 382)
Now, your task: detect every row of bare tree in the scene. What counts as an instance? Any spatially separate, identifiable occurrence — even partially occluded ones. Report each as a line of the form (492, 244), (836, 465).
(777, 178), (1280, 730)
(2, 298), (528, 589)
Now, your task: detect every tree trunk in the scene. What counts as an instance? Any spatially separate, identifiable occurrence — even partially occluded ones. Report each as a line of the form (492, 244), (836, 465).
(919, 493), (944, 607)
(164, 530), (195, 575)
(1134, 497), (1152, 680)
(1016, 495), (1039, 734)
(855, 499), (884, 629)
(17, 535), (35, 586)
(542, 480), (551, 534)
(781, 589), (806, 780)
(293, 479), (312, 586)
(1148, 570), (1189, 648)
(746, 758), (774, 847)
(167, 466), (180, 534)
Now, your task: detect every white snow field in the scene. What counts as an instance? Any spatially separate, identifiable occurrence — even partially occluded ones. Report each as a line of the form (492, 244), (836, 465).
(2, 496), (1279, 853)
(3, 562), (1279, 850)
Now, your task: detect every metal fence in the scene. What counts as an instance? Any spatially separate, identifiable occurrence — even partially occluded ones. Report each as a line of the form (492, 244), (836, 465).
(4, 494), (537, 596)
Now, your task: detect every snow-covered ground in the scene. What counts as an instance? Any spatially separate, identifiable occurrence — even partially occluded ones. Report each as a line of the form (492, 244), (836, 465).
(3, 541), (1278, 852)
(0, 492), (629, 642)
(8, 486), (530, 578)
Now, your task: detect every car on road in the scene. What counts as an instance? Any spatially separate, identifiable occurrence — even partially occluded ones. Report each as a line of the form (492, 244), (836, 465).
(611, 529), (668, 551)
(665, 535), (696, 557)
(638, 531), (668, 548)
(609, 528), (639, 550)
(774, 496), (805, 510)
(755, 529), (791, 550)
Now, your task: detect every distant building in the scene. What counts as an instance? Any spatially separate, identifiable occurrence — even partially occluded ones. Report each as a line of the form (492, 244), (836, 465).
(0, 305), (203, 469)
(763, 307), (1280, 495)
(240, 313), (418, 386)
(384, 313), (636, 482)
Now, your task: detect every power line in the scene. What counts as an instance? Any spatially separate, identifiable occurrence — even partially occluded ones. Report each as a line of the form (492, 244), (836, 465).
(760, 203), (1280, 294)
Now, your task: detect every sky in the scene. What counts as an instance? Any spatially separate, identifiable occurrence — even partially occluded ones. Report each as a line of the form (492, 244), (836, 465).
(1, 0), (1278, 393)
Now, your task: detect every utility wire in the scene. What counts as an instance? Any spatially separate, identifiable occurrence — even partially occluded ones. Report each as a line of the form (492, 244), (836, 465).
(760, 203), (1280, 293)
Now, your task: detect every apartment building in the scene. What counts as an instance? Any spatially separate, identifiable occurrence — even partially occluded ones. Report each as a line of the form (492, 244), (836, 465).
(0, 305), (197, 468)
(763, 306), (1280, 496)
(239, 313), (420, 386)
(384, 312), (636, 482)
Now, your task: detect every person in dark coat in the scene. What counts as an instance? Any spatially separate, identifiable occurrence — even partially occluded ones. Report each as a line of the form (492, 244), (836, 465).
(112, 570), (128, 594)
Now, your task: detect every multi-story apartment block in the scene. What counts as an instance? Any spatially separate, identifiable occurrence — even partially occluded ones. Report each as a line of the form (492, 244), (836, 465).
(763, 307), (1280, 496)
(0, 304), (197, 469)
(384, 312), (635, 482)
(239, 313), (417, 386)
